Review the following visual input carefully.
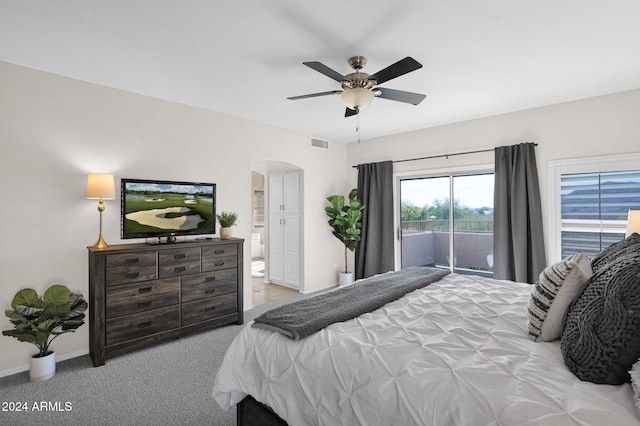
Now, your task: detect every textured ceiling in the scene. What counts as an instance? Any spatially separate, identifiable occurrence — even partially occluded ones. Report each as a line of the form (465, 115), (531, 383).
(2, 1), (640, 142)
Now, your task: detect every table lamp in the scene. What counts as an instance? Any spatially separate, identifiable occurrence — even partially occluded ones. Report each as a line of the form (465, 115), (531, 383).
(86, 173), (116, 248)
(626, 209), (640, 238)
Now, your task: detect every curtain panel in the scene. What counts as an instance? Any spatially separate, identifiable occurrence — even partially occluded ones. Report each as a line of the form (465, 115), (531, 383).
(356, 161), (394, 279)
(493, 143), (546, 283)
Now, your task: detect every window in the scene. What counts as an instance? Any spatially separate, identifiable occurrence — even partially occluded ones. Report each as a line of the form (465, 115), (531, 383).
(397, 167), (494, 277)
(548, 153), (640, 262)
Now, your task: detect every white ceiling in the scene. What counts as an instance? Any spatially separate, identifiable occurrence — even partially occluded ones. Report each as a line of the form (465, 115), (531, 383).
(2, 1), (640, 143)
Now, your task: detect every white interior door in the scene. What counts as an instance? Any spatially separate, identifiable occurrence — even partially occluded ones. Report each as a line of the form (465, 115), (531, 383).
(268, 214), (284, 283)
(269, 174), (284, 214)
(268, 171), (301, 289)
(283, 172), (300, 214)
(283, 214), (300, 287)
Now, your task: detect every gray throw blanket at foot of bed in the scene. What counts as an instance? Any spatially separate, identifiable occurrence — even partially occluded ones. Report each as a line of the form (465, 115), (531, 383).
(252, 267), (450, 340)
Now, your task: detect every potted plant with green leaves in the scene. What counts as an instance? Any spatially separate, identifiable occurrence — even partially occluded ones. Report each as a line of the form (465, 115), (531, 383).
(3, 284), (87, 382)
(325, 189), (365, 285)
(217, 211), (238, 240)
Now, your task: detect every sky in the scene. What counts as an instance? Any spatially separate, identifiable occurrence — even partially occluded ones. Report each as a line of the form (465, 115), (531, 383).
(400, 174), (494, 209)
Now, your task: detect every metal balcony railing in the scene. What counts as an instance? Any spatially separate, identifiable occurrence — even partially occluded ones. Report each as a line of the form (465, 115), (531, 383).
(401, 219), (493, 234)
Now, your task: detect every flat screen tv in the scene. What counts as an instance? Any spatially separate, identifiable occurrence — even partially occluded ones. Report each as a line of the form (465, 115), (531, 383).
(121, 178), (216, 242)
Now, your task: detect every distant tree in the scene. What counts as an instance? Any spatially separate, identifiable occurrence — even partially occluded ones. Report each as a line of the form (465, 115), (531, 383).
(402, 198), (493, 223)
(401, 201), (428, 221)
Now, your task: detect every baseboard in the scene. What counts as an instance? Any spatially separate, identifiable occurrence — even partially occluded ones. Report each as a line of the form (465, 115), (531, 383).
(300, 283), (335, 295)
(0, 348), (89, 378)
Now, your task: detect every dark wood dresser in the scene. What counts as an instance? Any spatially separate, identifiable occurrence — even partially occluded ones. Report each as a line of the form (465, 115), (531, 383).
(88, 238), (243, 366)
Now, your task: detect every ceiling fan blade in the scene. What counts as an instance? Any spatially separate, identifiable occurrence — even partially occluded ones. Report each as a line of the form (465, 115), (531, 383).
(287, 90), (342, 100)
(303, 61), (345, 82)
(344, 107), (359, 117)
(368, 57), (422, 85)
(376, 88), (426, 105)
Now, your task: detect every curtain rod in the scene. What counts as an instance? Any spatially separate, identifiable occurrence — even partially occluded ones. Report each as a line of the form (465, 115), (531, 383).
(352, 143), (538, 168)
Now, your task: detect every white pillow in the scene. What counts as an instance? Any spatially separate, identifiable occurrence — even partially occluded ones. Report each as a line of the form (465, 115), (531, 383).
(527, 253), (592, 342)
(630, 359), (640, 416)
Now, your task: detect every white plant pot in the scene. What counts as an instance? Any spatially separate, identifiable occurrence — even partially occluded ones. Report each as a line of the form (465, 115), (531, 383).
(338, 272), (354, 286)
(30, 351), (55, 382)
(220, 227), (232, 240)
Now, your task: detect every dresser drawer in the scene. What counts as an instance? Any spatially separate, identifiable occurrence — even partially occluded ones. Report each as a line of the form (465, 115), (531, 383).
(202, 244), (238, 271)
(181, 293), (237, 326)
(106, 277), (180, 319)
(182, 270), (238, 303)
(158, 247), (201, 278)
(106, 252), (157, 285)
(106, 305), (180, 346)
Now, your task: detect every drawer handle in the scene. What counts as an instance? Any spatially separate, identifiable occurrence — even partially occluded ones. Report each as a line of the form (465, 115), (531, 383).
(205, 276), (216, 282)
(205, 288), (217, 294)
(205, 306), (217, 312)
(214, 249), (225, 254)
(138, 287), (152, 293)
(174, 253), (186, 259)
(138, 301), (152, 308)
(138, 321), (152, 328)
(125, 258), (140, 264)
(126, 272), (140, 279)
(215, 261), (225, 266)
(174, 266), (187, 273)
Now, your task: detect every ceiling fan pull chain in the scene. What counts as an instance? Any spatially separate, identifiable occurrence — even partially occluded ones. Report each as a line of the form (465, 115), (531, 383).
(356, 113), (361, 143)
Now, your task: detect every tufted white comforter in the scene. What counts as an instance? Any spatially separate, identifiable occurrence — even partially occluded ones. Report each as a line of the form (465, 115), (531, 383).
(212, 274), (639, 425)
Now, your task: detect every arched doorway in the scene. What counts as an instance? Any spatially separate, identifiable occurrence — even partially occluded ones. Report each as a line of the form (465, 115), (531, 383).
(251, 160), (303, 306)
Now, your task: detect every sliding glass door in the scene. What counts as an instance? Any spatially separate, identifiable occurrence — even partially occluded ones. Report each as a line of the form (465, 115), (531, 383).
(399, 172), (494, 276)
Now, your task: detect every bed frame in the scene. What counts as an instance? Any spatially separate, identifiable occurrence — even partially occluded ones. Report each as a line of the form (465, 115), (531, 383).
(237, 395), (288, 426)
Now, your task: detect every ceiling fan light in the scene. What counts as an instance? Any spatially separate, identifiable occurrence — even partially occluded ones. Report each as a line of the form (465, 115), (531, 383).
(341, 88), (374, 110)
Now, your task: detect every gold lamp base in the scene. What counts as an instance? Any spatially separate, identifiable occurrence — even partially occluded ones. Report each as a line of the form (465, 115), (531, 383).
(91, 199), (109, 249)
(92, 234), (109, 249)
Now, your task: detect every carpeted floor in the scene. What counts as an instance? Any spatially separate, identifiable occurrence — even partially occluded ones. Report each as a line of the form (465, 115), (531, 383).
(0, 293), (311, 426)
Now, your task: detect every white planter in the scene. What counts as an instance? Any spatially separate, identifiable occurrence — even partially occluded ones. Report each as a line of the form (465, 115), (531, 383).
(220, 227), (232, 240)
(30, 351), (55, 382)
(338, 272), (354, 286)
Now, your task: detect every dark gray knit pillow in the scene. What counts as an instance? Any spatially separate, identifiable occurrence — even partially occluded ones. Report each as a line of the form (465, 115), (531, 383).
(561, 251), (640, 384)
(590, 232), (640, 273)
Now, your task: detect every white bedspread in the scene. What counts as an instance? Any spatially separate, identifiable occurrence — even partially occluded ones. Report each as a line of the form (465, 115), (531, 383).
(212, 274), (639, 425)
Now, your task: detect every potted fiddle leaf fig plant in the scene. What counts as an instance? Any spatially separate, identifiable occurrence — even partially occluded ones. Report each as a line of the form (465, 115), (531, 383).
(325, 188), (365, 285)
(217, 211), (238, 240)
(3, 284), (88, 382)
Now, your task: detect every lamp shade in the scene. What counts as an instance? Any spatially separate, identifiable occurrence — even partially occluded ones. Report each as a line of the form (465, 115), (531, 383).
(341, 88), (374, 110)
(626, 209), (640, 237)
(86, 174), (115, 200)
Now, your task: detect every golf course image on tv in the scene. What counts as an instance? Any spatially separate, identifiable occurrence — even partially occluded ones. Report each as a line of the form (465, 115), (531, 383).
(121, 178), (216, 239)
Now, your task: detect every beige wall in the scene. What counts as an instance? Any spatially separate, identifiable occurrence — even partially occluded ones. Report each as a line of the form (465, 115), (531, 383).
(0, 62), (349, 376)
(348, 88), (640, 265)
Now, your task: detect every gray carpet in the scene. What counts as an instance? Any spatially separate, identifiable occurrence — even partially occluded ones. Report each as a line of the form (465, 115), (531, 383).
(0, 292), (311, 426)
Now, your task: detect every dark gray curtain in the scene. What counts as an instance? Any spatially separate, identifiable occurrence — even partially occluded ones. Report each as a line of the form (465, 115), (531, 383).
(356, 161), (394, 279)
(493, 143), (546, 283)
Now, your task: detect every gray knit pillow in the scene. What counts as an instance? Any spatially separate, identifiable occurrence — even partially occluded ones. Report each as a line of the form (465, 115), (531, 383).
(561, 251), (640, 384)
(527, 253), (592, 342)
(590, 232), (640, 273)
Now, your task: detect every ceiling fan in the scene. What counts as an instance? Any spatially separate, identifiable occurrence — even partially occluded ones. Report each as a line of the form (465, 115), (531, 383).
(287, 56), (426, 117)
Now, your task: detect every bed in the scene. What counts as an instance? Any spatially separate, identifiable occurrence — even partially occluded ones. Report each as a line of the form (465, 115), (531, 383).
(212, 261), (640, 425)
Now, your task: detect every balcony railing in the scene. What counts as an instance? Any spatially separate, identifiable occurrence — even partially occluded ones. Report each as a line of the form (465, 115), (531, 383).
(402, 219), (493, 234)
